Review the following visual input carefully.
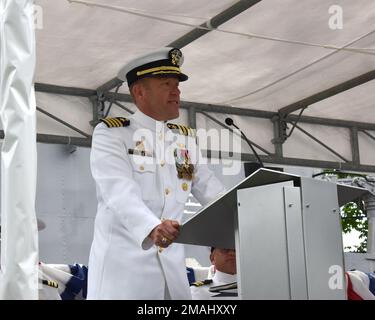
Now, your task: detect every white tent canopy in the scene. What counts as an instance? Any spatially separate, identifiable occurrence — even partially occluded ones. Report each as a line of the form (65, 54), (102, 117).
(31, 0), (375, 172)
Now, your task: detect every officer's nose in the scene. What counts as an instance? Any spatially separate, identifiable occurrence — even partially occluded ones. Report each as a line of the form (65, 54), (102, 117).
(172, 85), (180, 96)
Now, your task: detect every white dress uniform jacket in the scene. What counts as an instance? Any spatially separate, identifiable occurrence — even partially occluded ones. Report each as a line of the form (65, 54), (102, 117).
(191, 270), (238, 300)
(87, 110), (225, 299)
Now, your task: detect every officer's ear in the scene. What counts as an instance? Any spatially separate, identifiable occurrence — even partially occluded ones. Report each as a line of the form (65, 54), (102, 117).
(131, 80), (147, 103)
(209, 250), (215, 264)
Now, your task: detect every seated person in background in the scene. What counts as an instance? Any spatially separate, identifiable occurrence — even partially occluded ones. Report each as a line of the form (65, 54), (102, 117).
(39, 263), (88, 300)
(190, 247), (237, 300)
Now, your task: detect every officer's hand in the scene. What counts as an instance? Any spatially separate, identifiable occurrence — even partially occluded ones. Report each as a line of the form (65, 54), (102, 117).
(149, 220), (180, 248)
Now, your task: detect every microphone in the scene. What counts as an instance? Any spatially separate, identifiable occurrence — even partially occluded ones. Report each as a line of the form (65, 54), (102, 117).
(225, 117), (264, 168)
(225, 118), (234, 126)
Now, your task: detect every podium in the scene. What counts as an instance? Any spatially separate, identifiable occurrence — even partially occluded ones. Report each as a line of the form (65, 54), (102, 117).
(176, 168), (368, 299)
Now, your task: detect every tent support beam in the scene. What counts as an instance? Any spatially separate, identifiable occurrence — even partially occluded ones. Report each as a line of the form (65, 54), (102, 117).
(361, 130), (375, 140)
(278, 70), (375, 116)
(271, 115), (284, 158)
(200, 111), (272, 155)
(34, 83), (375, 130)
(188, 106), (197, 129)
(204, 150), (375, 173)
(37, 106), (90, 138)
(35, 83), (96, 97)
(103, 91), (375, 130)
(35, 82), (375, 131)
(361, 130), (375, 142)
(112, 100), (134, 115)
(0, 130), (91, 147)
(275, 70), (375, 148)
(89, 95), (104, 127)
(1, 125), (372, 171)
(290, 123), (349, 162)
(96, 78), (123, 97)
(3, 127), (369, 172)
(350, 127), (360, 165)
(33, 83), (374, 172)
(169, 0), (262, 48)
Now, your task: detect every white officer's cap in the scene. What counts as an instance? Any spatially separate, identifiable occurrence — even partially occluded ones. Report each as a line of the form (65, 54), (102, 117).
(118, 47), (188, 87)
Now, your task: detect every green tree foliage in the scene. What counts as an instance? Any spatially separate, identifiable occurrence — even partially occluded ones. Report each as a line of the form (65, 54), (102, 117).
(322, 170), (368, 253)
(341, 200), (367, 253)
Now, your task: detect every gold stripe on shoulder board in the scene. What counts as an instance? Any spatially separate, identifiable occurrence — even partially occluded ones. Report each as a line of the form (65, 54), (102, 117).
(180, 125), (188, 136)
(111, 118), (121, 127)
(101, 119), (112, 128)
(106, 118), (116, 127)
(111, 118), (122, 127)
(176, 124), (183, 135)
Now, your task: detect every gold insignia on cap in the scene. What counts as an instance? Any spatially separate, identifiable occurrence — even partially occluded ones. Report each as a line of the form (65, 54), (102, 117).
(182, 182), (188, 191)
(169, 48), (183, 66)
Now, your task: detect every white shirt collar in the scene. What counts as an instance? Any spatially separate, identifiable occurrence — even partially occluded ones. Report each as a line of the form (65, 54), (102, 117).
(212, 270), (237, 285)
(131, 109), (165, 133)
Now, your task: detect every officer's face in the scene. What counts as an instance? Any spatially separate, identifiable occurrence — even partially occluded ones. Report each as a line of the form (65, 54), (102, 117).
(137, 77), (181, 121)
(210, 248), (236, 275)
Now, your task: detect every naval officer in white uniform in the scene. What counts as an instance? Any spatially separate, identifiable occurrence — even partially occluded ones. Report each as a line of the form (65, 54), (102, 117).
(87, 47), (225, 299)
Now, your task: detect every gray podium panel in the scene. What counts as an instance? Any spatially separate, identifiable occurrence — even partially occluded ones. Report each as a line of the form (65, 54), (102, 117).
(300, 178), (346, 300)
(283, 186), (308, 300)
(236, 181), (294, 299)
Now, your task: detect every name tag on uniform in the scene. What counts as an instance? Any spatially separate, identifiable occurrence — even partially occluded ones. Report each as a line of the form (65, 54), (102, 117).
(128, 140), (153, 158)
(128, 148), (153, 157)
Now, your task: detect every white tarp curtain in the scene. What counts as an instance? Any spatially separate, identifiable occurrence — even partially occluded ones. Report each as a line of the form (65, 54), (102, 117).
(0, 0), (38, 299)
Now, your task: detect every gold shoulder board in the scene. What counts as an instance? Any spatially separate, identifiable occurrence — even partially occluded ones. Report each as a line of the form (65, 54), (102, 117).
(191, 279), (213, 287)
(42, 279), (59, 288)
(167, 123), (196, 137)
(100, 117), (130, 128)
